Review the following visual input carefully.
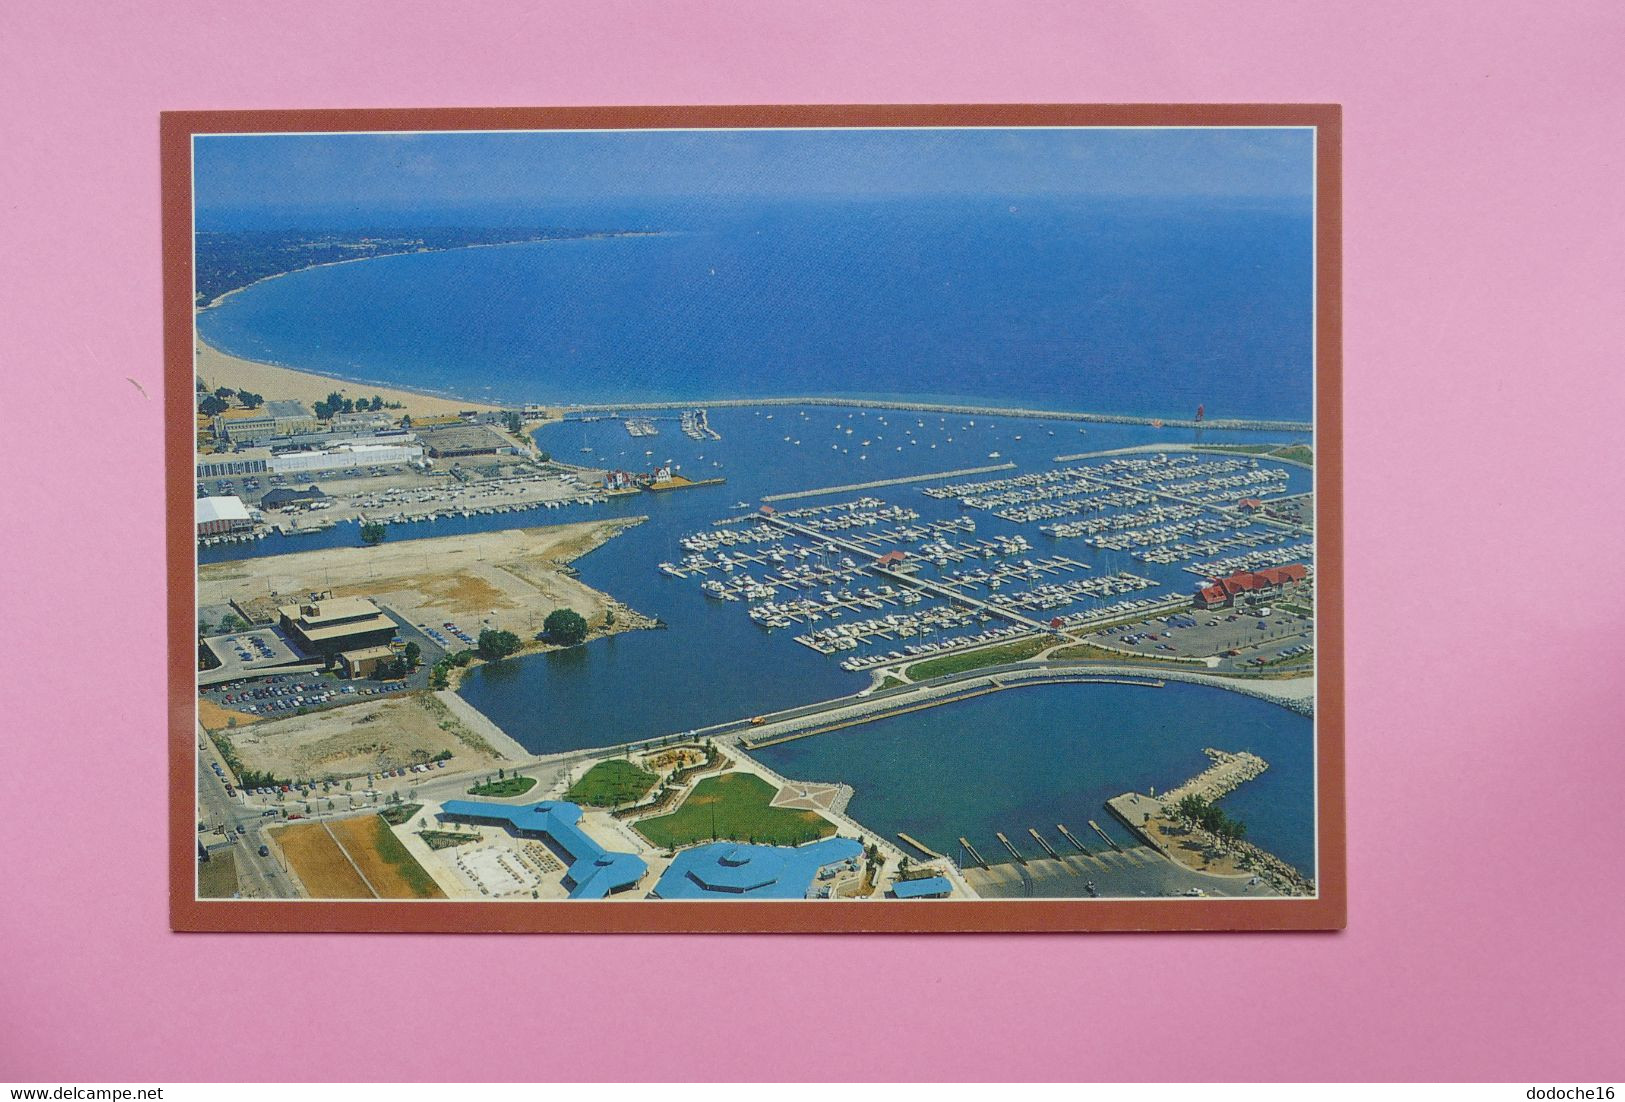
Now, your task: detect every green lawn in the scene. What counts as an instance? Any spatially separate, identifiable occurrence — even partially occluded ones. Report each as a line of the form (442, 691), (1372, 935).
(905, 635), (1049, 681)
(636, 772), (834, 849)
(466, 776), (537, 798)
(566, 759), (659, 807)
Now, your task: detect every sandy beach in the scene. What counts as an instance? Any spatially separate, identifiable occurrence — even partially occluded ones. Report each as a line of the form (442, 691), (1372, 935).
(194, 330), (500, 419)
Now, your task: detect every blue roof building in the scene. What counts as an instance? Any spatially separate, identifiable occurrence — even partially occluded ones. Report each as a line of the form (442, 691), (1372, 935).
(437, 800), (647, 899)
(889, 874), (954, 899)
(652, 837), (864, 900)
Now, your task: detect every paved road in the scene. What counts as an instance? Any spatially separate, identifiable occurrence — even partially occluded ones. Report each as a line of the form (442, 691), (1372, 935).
(195, 730), (293, 899)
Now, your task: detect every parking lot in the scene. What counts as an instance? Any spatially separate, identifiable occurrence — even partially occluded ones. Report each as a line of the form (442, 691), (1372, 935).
(202, 627), (302, 676)
(200, 668), (414, 722)
(1092, 602), (1315, 671)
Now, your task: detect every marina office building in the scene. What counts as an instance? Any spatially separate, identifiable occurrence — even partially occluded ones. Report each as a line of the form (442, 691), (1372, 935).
(277, 596), (398, 666)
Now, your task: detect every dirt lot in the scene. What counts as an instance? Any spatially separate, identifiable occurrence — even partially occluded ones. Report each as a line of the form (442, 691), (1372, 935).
(197, 850), (239, 898)
(225, 692), (504, 781)
(270, 822), (373, 898)
(199, 518), (649, 642)
(328, 815), (444, 899)
(198, 697), (258, 731)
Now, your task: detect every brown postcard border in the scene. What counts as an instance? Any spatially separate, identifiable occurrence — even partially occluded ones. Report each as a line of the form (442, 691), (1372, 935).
(165, 103), (1344, 934)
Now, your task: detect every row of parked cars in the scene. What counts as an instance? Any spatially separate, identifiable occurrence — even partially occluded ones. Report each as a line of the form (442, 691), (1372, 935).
(421, 620), (475, 649)
(1240, 642), (1315, 668)
(221, 633), (275, 663)
(373, 761), (449, 780)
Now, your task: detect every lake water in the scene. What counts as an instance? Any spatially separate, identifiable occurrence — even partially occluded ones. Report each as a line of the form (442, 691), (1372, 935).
(752, 679), (1316, 876)
(197, 196), (1313, 422)
(196, 195), (1317, 877)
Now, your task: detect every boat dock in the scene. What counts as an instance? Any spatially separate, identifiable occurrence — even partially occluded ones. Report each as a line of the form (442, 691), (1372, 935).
(762, 462), (1018, 503)
(897, 832), (947, 861)
(1028, 827), (1061, 861)
(1056, 824), (1090, 853)
(958, 837), (988, 868)
(995, 831), (1026, 865)
(1088, 820), (1121, 851)
(761, 514), (1058, 635)
(681, 408), (721, 440)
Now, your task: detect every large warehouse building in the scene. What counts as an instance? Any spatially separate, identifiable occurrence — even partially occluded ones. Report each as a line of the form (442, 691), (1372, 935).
(195, 495), (255, 536)
(266, 441), (423, 474)
(415, 423), (515, 459)
(212, 400), (318, 443)
(277, 596), (398, 665)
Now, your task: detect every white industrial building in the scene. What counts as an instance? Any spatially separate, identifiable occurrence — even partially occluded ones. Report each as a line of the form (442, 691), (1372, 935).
(195, 495), (255, 536)
(266, 442), (424, 474)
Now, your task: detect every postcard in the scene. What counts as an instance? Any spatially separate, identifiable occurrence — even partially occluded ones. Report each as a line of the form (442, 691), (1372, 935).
(167, 105), (1343, 932)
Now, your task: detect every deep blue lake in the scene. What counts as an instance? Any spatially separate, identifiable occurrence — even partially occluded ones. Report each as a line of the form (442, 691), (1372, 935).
(752, 679), (1317, 876)
(197, 196), (1313, 421)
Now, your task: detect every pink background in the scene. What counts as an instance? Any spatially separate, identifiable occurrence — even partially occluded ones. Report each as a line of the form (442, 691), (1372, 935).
(3, 0), (1623, 1083)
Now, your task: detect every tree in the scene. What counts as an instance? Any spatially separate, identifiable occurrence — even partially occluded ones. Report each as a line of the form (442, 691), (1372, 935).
(360, 521), (387, 546)
(402, 641), (421, 668)
(199, 395), (230, 416)
(237, 390), (264, 409)
(476, 628), (522, 660)
(542, 608), (589, 647)
(214, 386), (236, 400)
(502, 410), (523, 435)
(370, 395), (384, 411)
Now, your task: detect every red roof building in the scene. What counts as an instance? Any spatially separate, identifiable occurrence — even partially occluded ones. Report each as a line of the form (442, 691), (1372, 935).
(875, 550), (907, 567)
(1238, 497), (1264, 511)
(1194, 563), (1308, 609)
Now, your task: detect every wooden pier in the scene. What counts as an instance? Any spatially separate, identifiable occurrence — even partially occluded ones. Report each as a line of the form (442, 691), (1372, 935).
(1028, 827), (1061, 861)
(995, 831), (1027, 865)
(762, 462), (1017, 503)
(958, 837), (988, 868)
(1056, 824), (1090, 853)
(897, 832), (947, 862)
(1088, 819), (1122, 852)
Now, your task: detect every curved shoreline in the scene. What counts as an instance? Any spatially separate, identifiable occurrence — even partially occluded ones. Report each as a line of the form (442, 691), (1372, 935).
(193, 242), (1312, 430)
(194, 333), (502, 418)
(196, 231), (670, 311)
(193, 329), (1314, 434)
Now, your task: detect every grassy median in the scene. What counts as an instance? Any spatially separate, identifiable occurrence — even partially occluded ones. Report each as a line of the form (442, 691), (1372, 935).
(905, 635), (1049, 681)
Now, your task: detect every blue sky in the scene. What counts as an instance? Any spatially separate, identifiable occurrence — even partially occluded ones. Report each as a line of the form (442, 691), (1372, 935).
(195, 127), (1313, 227)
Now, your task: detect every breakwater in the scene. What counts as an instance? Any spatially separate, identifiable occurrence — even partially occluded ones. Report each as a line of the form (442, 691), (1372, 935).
(562, 396), (1311, 433)
(1106, 748), (1315, 896)
(1159, 748), (1269, 804)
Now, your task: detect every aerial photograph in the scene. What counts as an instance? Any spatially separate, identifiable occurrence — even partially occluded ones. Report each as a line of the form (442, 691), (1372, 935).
(186, 120), (1325, 915)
